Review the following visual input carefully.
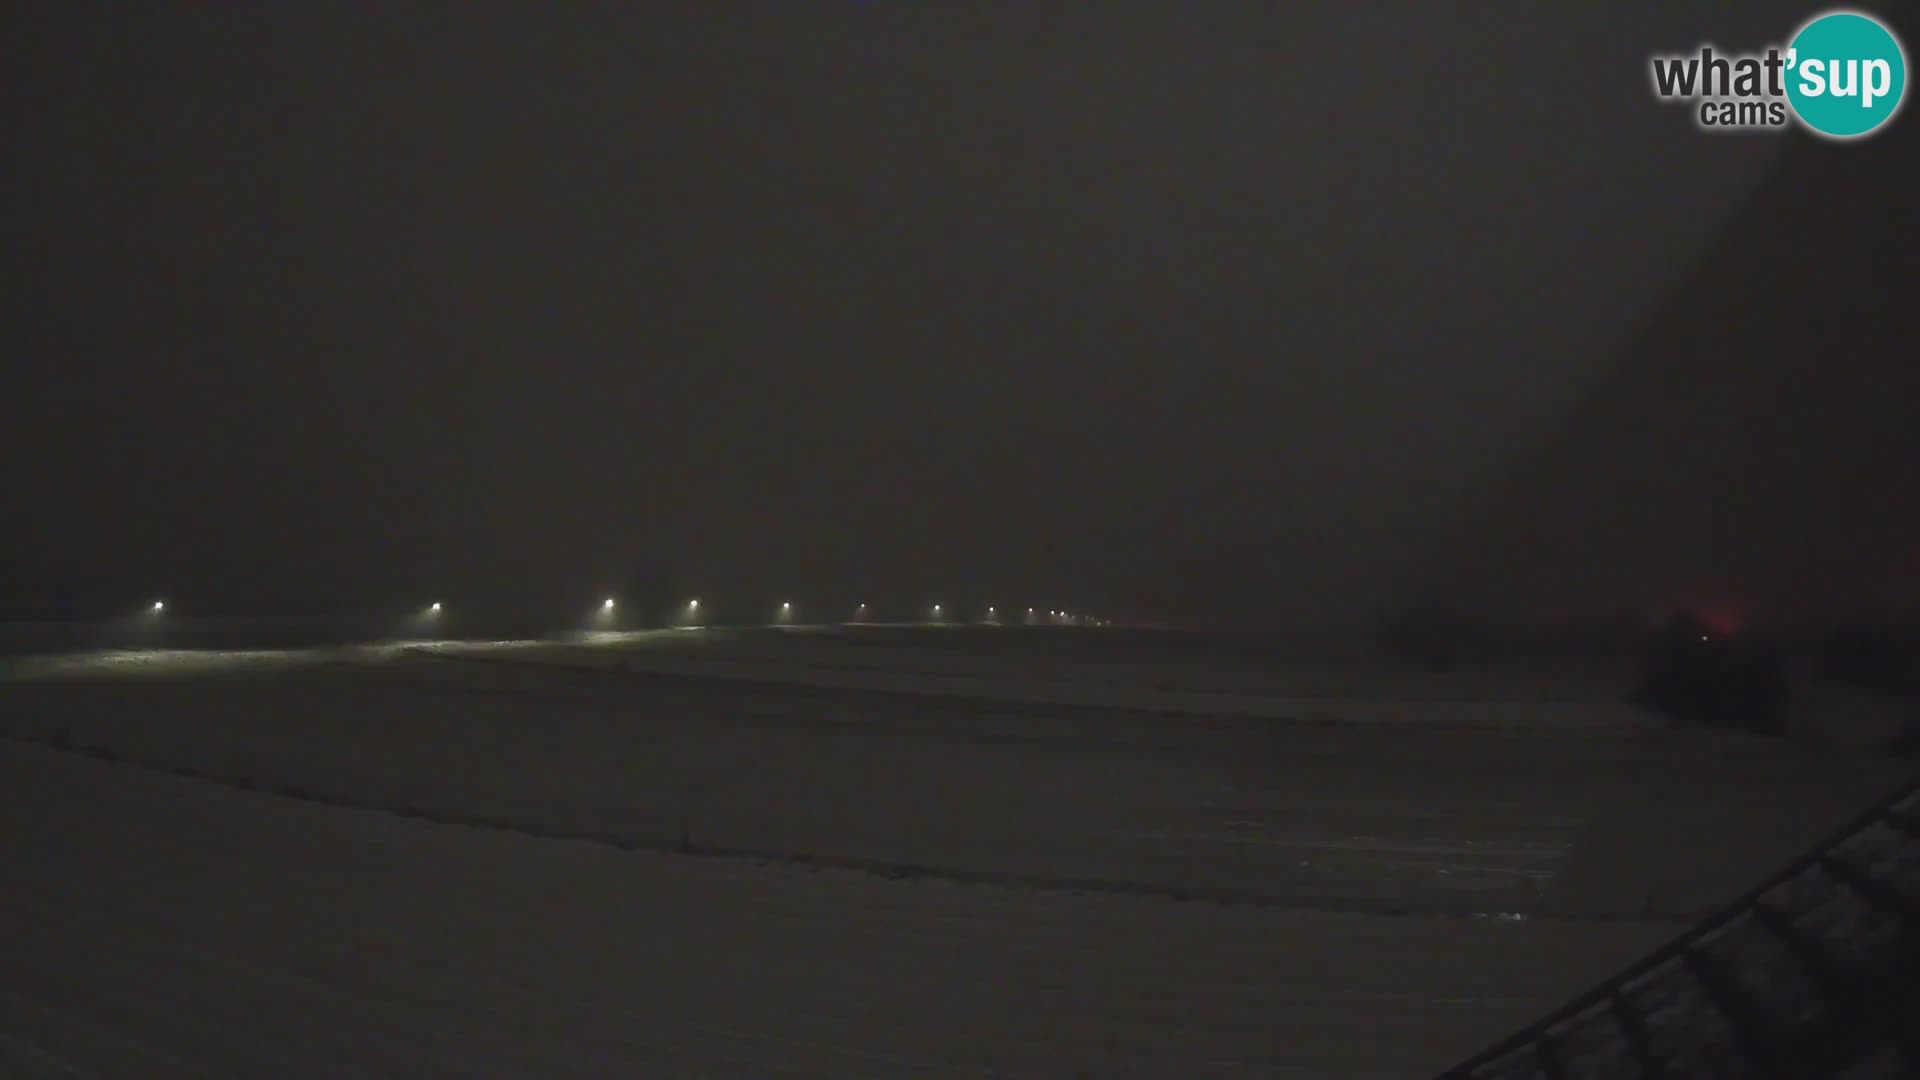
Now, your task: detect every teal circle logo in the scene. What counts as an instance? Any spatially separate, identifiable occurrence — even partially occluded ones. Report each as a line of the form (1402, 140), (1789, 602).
(1786, 11), (1907, 138)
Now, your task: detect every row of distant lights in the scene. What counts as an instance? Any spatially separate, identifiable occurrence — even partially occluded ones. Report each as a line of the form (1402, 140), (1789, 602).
(141, 598), (1108, 626)
(609, 599), (1106, 625)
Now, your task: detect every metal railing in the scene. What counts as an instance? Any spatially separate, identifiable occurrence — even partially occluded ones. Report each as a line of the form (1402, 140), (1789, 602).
(1438, 774), (1920, 1078)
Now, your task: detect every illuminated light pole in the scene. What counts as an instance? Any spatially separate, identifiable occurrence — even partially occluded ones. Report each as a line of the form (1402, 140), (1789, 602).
(585, 597), (617, 630)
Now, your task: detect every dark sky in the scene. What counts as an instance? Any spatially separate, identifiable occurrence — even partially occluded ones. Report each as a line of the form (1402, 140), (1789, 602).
(3, 2), (1836, 624)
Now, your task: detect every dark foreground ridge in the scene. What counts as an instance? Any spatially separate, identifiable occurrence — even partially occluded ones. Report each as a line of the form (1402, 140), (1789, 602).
(1439, 774), (1920, 1078)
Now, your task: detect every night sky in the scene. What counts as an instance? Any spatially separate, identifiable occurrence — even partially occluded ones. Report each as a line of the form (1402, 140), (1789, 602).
(3, 2), (1877, 625)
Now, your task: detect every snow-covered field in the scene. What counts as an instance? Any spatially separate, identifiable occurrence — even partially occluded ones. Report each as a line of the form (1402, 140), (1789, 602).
(3, 629), (1909, 1075)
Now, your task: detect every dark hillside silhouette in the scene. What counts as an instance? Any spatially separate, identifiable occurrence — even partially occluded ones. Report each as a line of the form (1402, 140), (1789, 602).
(1427, 90), (1920, 631)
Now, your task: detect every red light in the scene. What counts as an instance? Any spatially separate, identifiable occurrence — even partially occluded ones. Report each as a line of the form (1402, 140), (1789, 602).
(1697, 605), (1743, 636)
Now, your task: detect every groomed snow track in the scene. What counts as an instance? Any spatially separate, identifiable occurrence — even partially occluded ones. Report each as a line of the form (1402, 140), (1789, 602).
(5, 642), (1910, 1075)
(1, 738), (1665, 1077)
